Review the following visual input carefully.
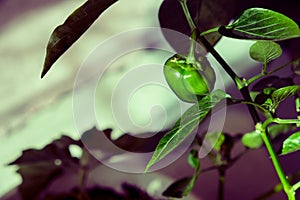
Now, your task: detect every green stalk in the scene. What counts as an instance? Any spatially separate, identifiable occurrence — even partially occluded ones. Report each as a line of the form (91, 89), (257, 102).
(177, 2), (298, 199)
(257, 119), (296, 200)
(247, 58), (300, 85)
(200, 27), (220, 36)
(293, 181), (300, 191)
(178, 0), (197, 31)
(262, 63), (267, 75)
(178, 0), (199, 68)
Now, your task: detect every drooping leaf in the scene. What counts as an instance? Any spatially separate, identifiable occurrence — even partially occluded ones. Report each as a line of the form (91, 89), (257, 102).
(282, 131), (300, 155)
(8, 129), (103, 200)
(219, 8), (300, 41)
(41, 0), (118, 78)
(145, 90), (228, 172)
(158, 0), (237, 54)
(254, 85), (300, 112)
(250, 41), (282, 64)
(44, 183), (157, 200)
(271, 85), (300, 109)
(102, 128), (167, 153)
(121, 183), (157, 200)
(242, 130), (263, 149)
(9, 136), (82, 200)
(163, 177), (194, 198)
(163, 149), (200, 198)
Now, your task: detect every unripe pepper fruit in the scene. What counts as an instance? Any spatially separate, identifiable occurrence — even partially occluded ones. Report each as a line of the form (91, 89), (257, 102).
(164, 54), (216, 103)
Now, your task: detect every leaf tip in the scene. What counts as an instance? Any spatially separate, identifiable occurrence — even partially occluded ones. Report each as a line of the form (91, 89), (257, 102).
(144, 164), (151, 173)
(41, 64), (50, 79)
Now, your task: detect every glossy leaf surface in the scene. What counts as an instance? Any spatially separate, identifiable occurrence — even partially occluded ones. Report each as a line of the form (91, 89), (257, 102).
(271, 85), (300, 110)
(282, 131), (300, 155)
(145, 90), (227, 172)
(250, 41), (282, 64)
(219, 8), (300, 41)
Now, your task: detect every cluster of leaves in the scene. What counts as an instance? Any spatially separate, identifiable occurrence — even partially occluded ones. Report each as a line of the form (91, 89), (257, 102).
(9, 128), (167, 200)
(145, 2), (300, 199)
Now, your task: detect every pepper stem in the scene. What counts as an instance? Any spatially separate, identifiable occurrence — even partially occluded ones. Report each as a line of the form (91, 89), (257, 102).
(178, 0), (202, 70)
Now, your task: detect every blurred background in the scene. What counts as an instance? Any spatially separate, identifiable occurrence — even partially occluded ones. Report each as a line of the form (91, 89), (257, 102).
(1, 0), (299, 200)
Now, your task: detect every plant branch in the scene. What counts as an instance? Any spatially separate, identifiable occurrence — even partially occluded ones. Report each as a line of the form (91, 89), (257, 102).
(293, 181), (300, 192)
(254, 182), (283, 200)
(255, 170), (300, 200)
(179, 0), (261, 124)
(258, 120), (295, 200)
(178, 0), (197, 31)
(218, 168), (225, 200)
(197, 36), (239, 82)
(200, 27), (220, 36)
(198, 36), (261, 124)
(247, 58), (300, 85)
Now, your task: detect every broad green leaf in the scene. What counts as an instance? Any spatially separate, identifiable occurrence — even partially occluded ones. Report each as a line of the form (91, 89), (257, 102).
(145, 90), (227, 172)
(282, 132), (300, 155)
(271, 85), (300, 110)
(250, 41), (282, 64)
(163, 150), (200, 198)
(242, 130), (263, 149)
(41, 0), (118, 78)
(219, 8), (300, 41)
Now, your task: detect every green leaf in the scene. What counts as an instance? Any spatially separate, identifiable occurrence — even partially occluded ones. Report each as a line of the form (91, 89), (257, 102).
(219, 8), (300, 41)
(242, 130), (263, 149)
(268, 124), (295, 138)
(41, 0), (118, 78)
(145, 90), (227, 172)
(282, 132), (300, 155)
(163, 150), (200, 198)
(242, 124), (295, 149)
(271, 85), (300, 110)
(250, 41), (282, 64)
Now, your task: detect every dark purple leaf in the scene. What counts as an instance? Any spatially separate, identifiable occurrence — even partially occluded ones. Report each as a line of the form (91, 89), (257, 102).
(82, 127), (167, 153)
(252, 76), (294, 92)
(41, 0), (118, 78)
(158, 0), (237, 54)
(122, 183), (156, 200)
(9, 135), (89, 200)
(162, 177), (194, 198)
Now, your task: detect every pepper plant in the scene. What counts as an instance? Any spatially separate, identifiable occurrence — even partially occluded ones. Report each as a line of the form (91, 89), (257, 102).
(11, 0), (300, 200)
